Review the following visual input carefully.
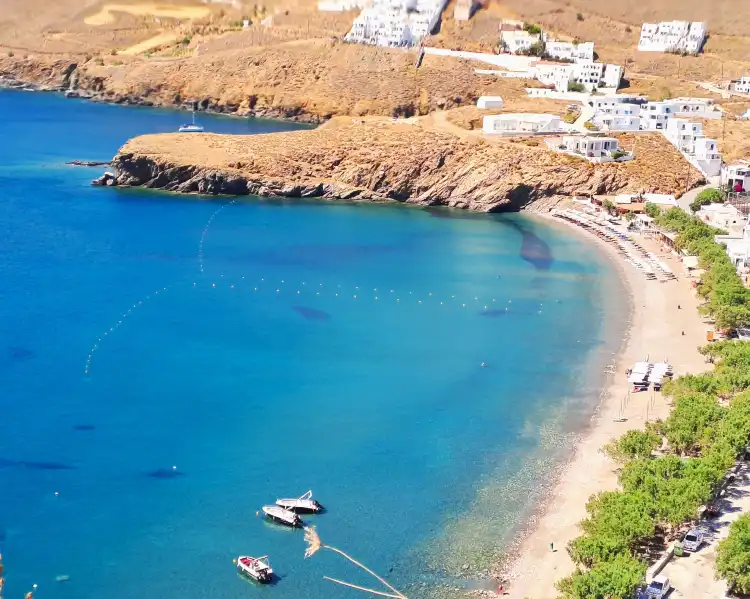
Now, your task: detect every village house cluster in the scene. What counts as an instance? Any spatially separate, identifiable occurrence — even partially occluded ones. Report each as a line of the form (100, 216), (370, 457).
(585, 95), (723, 176)
(498, 20), (622, 92)
(340, 0), (448, 46)
(637, 21), (707, 54)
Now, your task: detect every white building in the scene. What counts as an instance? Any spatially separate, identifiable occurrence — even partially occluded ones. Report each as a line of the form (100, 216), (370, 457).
(662, 118), (721, 177)
(318, 0), (367, 10)
(344, 0), (447, 46)
(730, 76), (750, 94)
(477, 96), (504, 109)
(669, 97), (722, 119)
(715, 222), (750, 271)
(697, 203), (744, 232)
(722, 162), (750, 192)
(545, 40), (595, 63)
(533, 61), (622, 92)
(500, 29), (545, 54)
(453, 0), (474, 20)
(592, 103), (641, 131)
(550, 135), (623, 162)
(589, 95), (646, 112)
(640, 101), (676, 130)
(482, 113), (562, 135)
(637, 21), (707, 54)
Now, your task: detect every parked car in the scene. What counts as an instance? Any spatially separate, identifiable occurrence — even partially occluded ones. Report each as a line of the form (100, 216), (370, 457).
(683, 528), (704, 552)
(645, 575), (671, 598)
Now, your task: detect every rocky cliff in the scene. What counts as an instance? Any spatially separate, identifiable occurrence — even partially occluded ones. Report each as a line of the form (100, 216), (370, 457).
(109, 122), (704, 212)
(0, 40), (535, 122)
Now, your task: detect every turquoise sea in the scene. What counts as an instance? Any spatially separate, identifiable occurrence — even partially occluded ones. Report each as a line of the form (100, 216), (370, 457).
(0, 90), (627, 599)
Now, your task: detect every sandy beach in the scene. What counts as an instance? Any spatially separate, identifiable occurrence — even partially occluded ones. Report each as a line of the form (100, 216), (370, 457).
(502, 213), (710, 598)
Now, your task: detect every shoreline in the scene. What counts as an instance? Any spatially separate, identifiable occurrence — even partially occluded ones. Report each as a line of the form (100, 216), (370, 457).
(0, 80), (325, 124)
(499, 211), (709, 597)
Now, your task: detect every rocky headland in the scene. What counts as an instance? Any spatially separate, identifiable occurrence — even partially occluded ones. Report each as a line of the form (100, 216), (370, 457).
(109, 122), (704, 212)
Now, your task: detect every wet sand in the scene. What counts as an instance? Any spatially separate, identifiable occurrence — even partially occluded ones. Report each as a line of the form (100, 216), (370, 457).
(502, 214), (709, 597)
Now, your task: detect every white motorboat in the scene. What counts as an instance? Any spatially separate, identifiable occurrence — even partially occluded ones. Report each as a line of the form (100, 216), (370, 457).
(237, 555), (273, 583)
(262, 504), (303, 527)
(178, 110), (204, 133)
(275, 490), (324, 514)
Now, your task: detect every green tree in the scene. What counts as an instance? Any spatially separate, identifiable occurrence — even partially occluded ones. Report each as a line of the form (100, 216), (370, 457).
(644, 202), (661, 218)
(624, 211), (636, 222)
(523, 22), (542, 35)
(602, 199), (617, 215)
(604, 429), (660, 462)
(521, 40), (546, 57)
(717, 514), (750, 594)
(568, 81), (586, 93)
(556, 554), (646, 599)
(663, 392), (726, 454)
(697, 187), (725, 204)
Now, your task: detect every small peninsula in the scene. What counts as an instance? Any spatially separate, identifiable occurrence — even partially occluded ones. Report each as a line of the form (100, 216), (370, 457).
(111, 120), (703, 212)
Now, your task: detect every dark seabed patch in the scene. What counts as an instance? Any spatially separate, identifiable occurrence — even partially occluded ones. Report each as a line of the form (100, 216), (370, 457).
(73, 424), (96, 431)
(292, 306), (331, 321)
(148, 468), (185, 479)
(504, 220), (553, 271)
(20, 461), (76, 471)
(8, 346), (35, 360)
(0, 458), (18, 469)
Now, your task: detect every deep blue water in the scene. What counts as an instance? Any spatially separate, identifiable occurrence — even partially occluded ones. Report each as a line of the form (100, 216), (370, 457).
(0, 91), (627, 599)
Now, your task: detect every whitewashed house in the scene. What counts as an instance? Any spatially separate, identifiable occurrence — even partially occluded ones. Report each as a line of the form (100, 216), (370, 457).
(697, 203), (744, 231)
(482, 113), (562, 135)
(533, 61), (622, 92)
(592, 103), (641, 131)
(477, 96), (504, 109)
(589, 95), (646, 112)
(640, 101), (676, 130)
(730, 76), (750, 94)
(545, 40), (595, 63)
(722, 162), (750, 192)
(550, 135), (625, 162)
(637, 21), (707, 54)
(500, 29), (546, 54)
(453, 0), (474, 20)
(669, 97), (722, 119)
(318, 0), (367, 10)
(664, 119), (705, 153)
(663, 118), (721, 176)
(715, 222), (750, 270)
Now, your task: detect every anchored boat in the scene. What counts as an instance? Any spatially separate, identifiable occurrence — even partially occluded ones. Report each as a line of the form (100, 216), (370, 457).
(237, 555), (273, 583)
(178, 110), (204, 133)
(275, 490), (324, 514)
(262, 504), (303, 527)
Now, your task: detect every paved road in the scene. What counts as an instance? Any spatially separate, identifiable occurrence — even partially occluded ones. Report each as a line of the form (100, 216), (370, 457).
(654, 461), (750, 599)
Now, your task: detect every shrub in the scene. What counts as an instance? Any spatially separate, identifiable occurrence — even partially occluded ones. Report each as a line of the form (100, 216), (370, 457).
(644, 203), (661, 218)
(611, 150), (626, 159)
(576, 12), (584, 21)
(110, 48), (117, 56)
(523, 23), (542, 35)
(697, 187), (725, 204)
(717, 514), (750, 594)
(625, 25), (632, 33)
(568, 81), (586, 93)
(520, 40), (546, 57)
(7, 50), (14, 57)
(604, 429), (660, 462)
